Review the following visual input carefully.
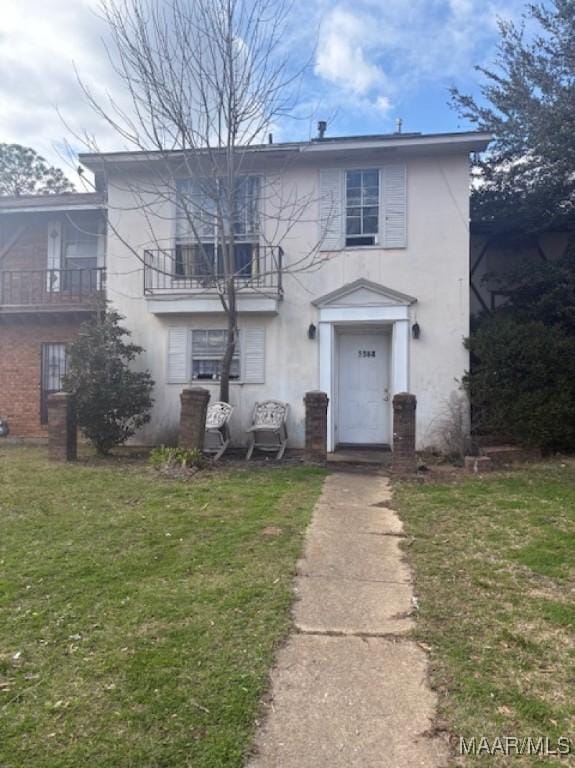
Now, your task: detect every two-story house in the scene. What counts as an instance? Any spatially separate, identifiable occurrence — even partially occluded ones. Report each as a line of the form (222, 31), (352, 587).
(78, 130), (489, 452)
(0, 193), (106, 436)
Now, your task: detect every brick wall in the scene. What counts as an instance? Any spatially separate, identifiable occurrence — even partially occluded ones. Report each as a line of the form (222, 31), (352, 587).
(1, 218), (48, 271)
(0, 321), (81, 437)
(392, 392), (417, 475)
(179, 388), (210, 450)
(304, 391), (328, 462)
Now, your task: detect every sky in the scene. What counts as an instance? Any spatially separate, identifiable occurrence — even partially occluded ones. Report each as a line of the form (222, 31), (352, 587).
(0, 0), (530, 178)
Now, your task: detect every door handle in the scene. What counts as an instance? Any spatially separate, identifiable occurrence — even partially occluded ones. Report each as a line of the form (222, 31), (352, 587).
(383, 388), (390, 402)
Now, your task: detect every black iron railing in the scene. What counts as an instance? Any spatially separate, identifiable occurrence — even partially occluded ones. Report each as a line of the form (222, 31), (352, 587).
(0, 268), (106, 307)
(143, 245), (283, 294)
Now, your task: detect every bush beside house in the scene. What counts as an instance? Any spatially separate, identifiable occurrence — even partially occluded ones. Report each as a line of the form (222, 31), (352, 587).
(465, 314), (575, 453)
(64, 310), (154, 454)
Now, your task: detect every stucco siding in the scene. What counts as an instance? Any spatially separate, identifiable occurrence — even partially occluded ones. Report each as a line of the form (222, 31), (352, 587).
(104, 151), (471, 449)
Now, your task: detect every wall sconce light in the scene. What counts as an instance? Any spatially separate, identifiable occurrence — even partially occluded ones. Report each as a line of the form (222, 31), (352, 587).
(307, 323), (317, 340)
(411, 322), (421, 340)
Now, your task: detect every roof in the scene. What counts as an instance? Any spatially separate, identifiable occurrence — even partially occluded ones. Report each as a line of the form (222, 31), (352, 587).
(0, 192), (106, 214)
(312, 279), (417, 308)
(471, 219), (575, 237)
(79, 130), (492, 170)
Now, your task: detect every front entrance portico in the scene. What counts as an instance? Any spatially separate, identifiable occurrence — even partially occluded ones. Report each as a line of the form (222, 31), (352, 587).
(313, 279), (417, 453)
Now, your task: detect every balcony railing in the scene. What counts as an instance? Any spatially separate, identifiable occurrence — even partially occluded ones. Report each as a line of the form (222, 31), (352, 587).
(0, 268), (106, 309)
(143, 245), (283, 295)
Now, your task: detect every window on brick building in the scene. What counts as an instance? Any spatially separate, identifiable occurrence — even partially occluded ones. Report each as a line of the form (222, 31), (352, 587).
(40, 343), (68, 424)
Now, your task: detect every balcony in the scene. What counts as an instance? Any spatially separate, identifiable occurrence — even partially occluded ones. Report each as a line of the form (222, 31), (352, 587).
(0, 268), (105, 320)
(143, 245), (283, 314)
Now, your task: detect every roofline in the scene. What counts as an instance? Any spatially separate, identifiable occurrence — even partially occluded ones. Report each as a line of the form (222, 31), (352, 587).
(303, 131), (492, 154)
(312, 278), (418, 308)
(79, 130), (492, 170)
(0, 193), (106, 215)
(471, 219), (575, 236)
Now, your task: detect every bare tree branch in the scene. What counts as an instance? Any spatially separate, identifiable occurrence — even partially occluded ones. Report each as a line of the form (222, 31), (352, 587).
(70, 0), (334, 401)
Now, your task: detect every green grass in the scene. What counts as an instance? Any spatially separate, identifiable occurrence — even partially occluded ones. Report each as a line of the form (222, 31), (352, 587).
(397, 462), (575, 767)
(0, 446), (325, 768)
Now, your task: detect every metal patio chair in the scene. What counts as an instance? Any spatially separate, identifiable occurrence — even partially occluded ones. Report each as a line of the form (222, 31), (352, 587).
(204, 401), (233, 461)
(245, 400), (289, 460)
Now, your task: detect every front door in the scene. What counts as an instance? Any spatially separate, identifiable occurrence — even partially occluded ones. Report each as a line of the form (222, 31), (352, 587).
(337, 330), (390, 445)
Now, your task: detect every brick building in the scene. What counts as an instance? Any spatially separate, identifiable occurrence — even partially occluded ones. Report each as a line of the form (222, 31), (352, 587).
(0, 193), (106, 437)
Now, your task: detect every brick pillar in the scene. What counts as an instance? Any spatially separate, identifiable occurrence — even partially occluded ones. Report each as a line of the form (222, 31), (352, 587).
(47, 392), (77, 462)
(392, 392), (417, 475)
(304, 391), (329, 462)
(179, 387), (210, 450)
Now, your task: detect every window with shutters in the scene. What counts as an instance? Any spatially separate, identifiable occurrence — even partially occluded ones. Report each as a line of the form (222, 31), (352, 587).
(191, 330), (240, 381)
(176, 177), (260, 279)
(345, 169), (379, 247)
(167, 326), (265, 384)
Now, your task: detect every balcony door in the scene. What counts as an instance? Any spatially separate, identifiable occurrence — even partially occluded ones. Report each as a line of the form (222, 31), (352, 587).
(62, 217), (99, 293)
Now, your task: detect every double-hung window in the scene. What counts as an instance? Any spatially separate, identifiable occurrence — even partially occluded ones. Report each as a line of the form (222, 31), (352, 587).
(191, 330), (240, 381)
(176, 177), (260, 280)
(345, 169), (379, 247)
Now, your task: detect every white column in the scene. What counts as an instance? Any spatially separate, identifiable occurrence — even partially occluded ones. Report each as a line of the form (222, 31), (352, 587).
(318, 321), (334, 452)
(391, 319), (410, 394)
(46, 220), (62, 292)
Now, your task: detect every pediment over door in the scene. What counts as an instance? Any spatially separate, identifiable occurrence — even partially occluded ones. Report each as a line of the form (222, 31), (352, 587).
(312, 279), (417, 308)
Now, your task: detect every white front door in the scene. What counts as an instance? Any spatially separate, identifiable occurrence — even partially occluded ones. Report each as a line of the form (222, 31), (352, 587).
(337, 331), (390, 445)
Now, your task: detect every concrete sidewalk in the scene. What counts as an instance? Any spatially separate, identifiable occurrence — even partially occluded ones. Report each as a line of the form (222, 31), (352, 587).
(248, 471), (448, 768)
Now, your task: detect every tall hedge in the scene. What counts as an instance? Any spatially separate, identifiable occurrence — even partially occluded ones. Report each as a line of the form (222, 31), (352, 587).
(465, 315), (575, 452)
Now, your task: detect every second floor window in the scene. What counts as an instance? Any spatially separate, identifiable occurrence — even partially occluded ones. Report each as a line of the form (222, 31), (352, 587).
(345, 169), (379, 247)
(176, 177), (260, 279)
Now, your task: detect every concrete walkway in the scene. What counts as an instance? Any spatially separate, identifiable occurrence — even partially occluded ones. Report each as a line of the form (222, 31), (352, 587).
(248, 471), (448, 768)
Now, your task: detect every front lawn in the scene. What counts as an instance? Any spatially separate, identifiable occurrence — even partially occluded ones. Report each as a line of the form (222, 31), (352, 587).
(397, 462), (575, 767)
(0, 446), (325, 768)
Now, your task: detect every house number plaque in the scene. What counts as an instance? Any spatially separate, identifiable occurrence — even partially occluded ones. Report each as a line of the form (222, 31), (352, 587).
(358, 350), (376, 358)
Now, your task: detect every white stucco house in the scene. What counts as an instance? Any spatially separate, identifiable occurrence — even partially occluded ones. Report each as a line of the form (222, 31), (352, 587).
(80, 129), (491, 452)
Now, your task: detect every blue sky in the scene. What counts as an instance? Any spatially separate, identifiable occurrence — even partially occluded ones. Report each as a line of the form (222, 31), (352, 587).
(0, 0), (531, 172)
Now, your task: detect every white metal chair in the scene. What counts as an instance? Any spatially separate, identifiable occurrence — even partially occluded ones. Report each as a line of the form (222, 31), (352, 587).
(204, 402), (233, 461)
(245, 400), (289, 460)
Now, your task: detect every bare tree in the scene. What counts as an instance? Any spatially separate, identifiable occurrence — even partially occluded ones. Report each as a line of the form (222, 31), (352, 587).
(76, 0), (329, 402)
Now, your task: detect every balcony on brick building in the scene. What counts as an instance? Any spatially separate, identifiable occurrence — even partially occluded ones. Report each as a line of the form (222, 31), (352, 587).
(0, 267), (106, 318)
(0, 193), (106, 322)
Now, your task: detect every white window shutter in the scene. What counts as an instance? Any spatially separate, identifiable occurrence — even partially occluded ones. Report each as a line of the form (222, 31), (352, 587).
(167, 327), (189, 384)
(46, 220), (62, 291)
(242, 327), (265, 383)
(319, 169), (342, 251)
(382, 164), (407, 249)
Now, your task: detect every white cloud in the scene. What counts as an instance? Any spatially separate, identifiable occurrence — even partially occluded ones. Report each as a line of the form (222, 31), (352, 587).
(0, 0), (529, 168)
(315, 8), (388, 95)
(313, 0), (526, 117)
(448, 0), (474, 18)
(376, 95), (392, 114)
(0, 0), (128, 177)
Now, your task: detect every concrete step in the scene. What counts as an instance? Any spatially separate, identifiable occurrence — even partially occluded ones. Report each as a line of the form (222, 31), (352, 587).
(480, 445), (541, 466)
